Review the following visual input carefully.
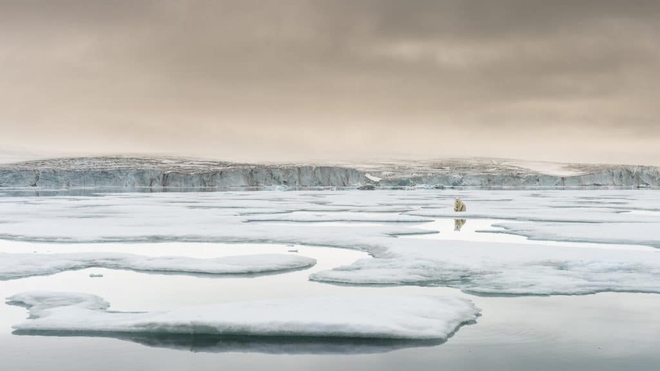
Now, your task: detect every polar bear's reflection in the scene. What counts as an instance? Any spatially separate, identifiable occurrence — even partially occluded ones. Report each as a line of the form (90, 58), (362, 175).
(454, 219), (467, 232)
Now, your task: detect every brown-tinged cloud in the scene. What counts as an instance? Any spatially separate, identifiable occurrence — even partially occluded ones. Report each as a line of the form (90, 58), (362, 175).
(1, 0), (659, 164)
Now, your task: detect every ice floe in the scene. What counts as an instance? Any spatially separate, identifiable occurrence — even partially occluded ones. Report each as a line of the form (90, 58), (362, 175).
(7, 292), (480, 340)
(310, 238), (660, 295)
(1, 190), (660, 296)
(0, 253), (316, 280)
(488, 222), (660, 248)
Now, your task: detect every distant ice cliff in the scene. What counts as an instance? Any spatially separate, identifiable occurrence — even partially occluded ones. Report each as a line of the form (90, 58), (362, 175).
(0, 156), (658, 189)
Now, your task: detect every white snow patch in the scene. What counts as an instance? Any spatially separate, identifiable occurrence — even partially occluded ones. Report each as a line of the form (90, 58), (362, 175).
(7, 292), (480, 340)
(365, 173), (382, 182)
(503, 160), (585, 177)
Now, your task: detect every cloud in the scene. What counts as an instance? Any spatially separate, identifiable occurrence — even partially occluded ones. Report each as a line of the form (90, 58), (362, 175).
(0, 0), (658, 164)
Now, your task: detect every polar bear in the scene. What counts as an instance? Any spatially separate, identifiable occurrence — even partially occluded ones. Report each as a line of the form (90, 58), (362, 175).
(454, 197), (466, 212)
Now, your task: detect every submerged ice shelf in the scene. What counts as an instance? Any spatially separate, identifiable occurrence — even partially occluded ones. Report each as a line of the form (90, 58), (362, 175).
(7, 292), (480, 340)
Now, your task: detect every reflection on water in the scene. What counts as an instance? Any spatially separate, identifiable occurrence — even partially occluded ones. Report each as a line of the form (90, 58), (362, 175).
(0, 243), (371, 327)
(2, 235), (660, 370)
(411, 218), (655, 252)
(4, 291), (660, 371)
(453, 219), (466, 231)
(12, 331), (447, 355)
(0, 242), (470, 358)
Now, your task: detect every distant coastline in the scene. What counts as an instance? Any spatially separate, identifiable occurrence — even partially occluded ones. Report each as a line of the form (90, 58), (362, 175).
(1, 156), (658, 190)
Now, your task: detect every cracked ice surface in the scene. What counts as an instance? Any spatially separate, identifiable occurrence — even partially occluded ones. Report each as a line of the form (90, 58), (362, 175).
(0, 253), (316, 280)
(1, 190), (660, 295)
(487, 222), (660, 248)
(244, 212), (432, 223)
(7, 292), (480, 340)
(309, 239), (660, 295)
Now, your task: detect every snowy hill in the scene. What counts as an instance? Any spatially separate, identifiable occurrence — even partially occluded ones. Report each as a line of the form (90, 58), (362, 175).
(0, 156), (658, 189)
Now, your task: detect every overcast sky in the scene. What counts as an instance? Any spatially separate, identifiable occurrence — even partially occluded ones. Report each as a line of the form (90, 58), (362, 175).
(1, 0), (659, 164)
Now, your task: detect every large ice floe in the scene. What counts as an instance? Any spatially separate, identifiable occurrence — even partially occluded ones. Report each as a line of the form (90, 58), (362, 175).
(309, 239), (660, 295)
(0, 253), (316, 280)
(1, 190), (660, 295)
(7, 292), (480, 341)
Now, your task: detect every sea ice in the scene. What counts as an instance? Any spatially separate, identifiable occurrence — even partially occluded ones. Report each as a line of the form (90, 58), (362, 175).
(2, 190), (660, 296)
(0, 253), (316, 280)
(488, 222), (660, 248)
(310, 238), (660, 295)
(245, 212), (432, 223)
(7, 292), (480, 340)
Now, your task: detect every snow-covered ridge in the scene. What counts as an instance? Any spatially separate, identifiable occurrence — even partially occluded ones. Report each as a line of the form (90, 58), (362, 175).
(0, 156), (658, 189)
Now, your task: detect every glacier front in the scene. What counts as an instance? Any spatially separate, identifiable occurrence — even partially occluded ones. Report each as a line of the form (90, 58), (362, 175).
(1, 156), (659, 189)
